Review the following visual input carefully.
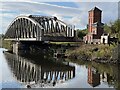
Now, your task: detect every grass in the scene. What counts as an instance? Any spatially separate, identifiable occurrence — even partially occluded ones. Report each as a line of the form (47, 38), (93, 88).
(66, 43), (117, 60)
(2, 40), (12, 50)
(49, 41), (81, 45)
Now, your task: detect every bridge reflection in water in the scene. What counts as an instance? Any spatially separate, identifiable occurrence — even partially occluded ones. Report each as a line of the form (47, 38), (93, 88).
(4, 52), (75, 88)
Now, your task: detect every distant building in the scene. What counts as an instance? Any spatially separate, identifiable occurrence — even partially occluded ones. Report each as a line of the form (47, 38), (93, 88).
(101, 33), (118, 44)
(84, 7), (104, 44)
(101, 33), (110, 44)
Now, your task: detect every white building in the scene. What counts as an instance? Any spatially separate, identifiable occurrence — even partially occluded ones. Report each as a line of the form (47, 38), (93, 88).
(101, 33), (109, 44)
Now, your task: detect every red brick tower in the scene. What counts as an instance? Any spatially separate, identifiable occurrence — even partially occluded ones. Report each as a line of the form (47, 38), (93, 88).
(84, 7), (104, 44)
(88, 7), (102, 33)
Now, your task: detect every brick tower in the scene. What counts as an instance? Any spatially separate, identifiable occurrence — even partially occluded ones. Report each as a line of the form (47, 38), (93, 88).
(84, 7), (104, 44)
(88, 7), (102, 33)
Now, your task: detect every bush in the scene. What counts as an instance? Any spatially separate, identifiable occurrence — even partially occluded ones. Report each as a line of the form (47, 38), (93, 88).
(66, 44), (116, 60)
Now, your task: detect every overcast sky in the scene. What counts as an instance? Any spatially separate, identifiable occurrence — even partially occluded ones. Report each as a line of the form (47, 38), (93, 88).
(0, 0), (119, 34)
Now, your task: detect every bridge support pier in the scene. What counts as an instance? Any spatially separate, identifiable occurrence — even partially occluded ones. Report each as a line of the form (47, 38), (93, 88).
(12, 41), (30, 54)
(13, 41), (20, 54)
(12, 41), (51, 54)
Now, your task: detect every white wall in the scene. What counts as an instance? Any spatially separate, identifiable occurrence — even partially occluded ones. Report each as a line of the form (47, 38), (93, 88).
(101, 36), (109, 44)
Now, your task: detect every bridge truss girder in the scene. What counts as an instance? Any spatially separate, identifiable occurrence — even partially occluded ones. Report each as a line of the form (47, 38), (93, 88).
(5, 15), (75, 41)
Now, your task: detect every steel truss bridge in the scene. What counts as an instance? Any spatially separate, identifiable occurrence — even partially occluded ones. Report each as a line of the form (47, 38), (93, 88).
(4, 15), (77, 42)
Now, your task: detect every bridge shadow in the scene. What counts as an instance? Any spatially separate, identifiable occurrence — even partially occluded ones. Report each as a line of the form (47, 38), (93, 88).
(3, 51), (75, 88)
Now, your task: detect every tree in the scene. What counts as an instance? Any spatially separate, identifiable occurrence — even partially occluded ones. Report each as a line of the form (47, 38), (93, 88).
(77, 29), (88, 39)
(104, 19), (120, 41)
(113, 19), (120, 40)
(104, 24), (111, 34)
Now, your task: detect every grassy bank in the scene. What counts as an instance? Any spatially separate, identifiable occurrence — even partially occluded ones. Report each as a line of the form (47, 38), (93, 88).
(50, 42), (81, 44)
(66, 43), (119, 63)
(2, 40), (12, 50)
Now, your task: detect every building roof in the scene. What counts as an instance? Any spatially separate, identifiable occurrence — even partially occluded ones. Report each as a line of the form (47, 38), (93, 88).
(92, 22), (104, 27)
(89, 6), (102, 12)
(102, 33), (109, 36)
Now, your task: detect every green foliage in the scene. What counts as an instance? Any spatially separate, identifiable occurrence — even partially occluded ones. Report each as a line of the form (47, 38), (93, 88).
(104, 24), (111, 34)
(2, 40), (12, 50)
(66, 44), (116, 60)
(104, 19), (120, 41)
(77, 29), (88, 39)
(96, 49), (105, 57)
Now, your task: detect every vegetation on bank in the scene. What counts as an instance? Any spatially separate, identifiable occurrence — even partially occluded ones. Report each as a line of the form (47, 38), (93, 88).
(0, 34), (12, 50)
(49, 42), (81, 45)
(66, 43), (119, 63)
(0, 34), (2, 48)
(2, 40), (12, 50)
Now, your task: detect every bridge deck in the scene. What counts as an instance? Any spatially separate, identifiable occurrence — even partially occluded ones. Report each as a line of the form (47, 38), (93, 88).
(4, 36), (81, 42)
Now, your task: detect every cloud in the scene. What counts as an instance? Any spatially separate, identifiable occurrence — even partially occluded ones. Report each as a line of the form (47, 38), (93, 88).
(1, 2), (82, 16)
(1, 0), (31, 2)
(52, 14), (63, 20)
(1, 0), (120, 2)
(1, 1), (82, 34)
(0, 1), (119, 34)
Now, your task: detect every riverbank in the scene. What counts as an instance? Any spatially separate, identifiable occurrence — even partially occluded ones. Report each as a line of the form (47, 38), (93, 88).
(66, 43), (120, 64)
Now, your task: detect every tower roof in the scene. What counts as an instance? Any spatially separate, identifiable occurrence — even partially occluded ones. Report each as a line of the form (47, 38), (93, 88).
(89, 7), (102, 12)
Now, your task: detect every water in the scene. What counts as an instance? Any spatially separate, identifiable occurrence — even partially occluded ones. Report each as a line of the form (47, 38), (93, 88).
(0, 48), (120, 89)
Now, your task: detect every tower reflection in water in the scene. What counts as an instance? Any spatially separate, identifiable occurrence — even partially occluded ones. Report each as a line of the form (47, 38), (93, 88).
(88, 66), (100, 87)
(4, 52), (75, 88)
(87, 65), (120, 89)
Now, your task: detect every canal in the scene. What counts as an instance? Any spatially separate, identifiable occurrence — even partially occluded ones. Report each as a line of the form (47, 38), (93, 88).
(0, 48), (120, 89)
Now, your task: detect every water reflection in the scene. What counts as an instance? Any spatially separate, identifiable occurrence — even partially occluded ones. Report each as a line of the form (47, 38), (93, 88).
(88, 67), (100, 87)
(86, 62), (120, 89)
(2, 48), (120, 89)
(4, 52), (75, 88)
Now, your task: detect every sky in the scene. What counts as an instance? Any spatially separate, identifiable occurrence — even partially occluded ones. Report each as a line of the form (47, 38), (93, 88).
(0, 0), (119, 34)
